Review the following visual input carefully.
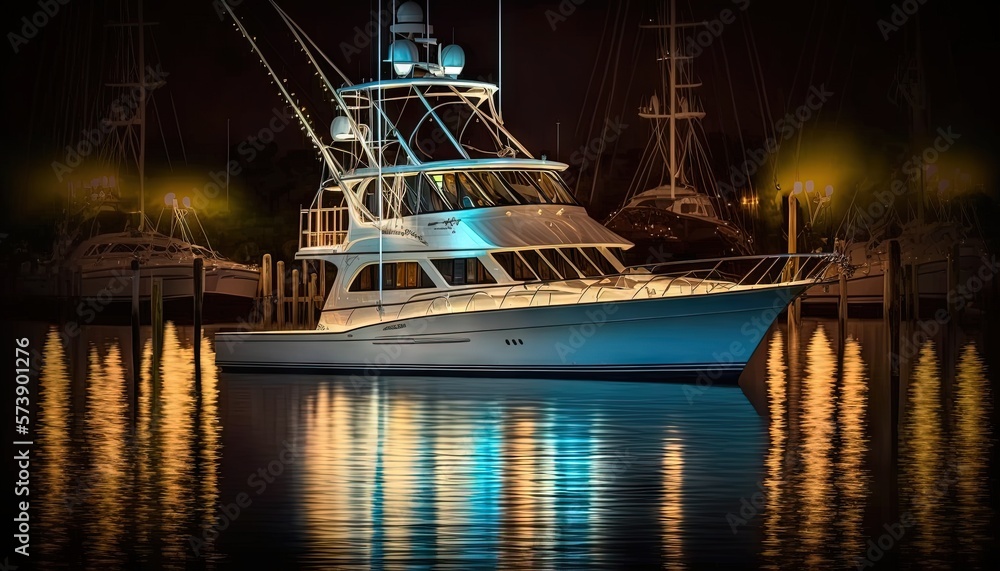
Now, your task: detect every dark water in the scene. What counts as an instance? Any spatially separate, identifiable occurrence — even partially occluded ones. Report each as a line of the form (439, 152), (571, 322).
(9, 315), (998, 570)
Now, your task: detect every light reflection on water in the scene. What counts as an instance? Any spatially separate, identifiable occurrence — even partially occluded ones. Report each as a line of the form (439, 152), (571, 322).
(24, 317), (995, 569)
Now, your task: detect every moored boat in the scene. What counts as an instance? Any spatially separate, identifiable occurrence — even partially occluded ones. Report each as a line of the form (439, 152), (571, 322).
(213, 1), (835, 380)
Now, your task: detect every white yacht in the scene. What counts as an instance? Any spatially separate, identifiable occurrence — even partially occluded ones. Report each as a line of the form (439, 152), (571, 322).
(18, 0), (259, 310)
(214, 1), (834, 379)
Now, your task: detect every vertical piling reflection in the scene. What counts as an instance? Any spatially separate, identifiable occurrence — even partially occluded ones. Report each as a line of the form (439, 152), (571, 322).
(799, 325), (836, 568)
(761, 330), (787, 567)
(901, 340), (944, 566)
(953, 342), (991, 566)
(84, 341), (128, 567)
(37, 327), (71, 560)
(837, 336), (869, 567)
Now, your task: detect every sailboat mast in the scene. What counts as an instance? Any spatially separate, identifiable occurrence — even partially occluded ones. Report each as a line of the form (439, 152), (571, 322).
(668, 0), (676, 199)
(137, 0), (146, 231)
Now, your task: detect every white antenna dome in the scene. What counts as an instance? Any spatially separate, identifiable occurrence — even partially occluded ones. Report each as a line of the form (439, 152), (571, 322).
(330, 116), (356, 141)
(389, 39), (419, 77)
(441, 44), (465, 77)
(397, 1), (424, 23)
(164, 192), (176, 207)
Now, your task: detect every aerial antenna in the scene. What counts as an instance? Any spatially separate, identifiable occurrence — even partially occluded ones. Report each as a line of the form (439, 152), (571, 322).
(377, 1), (385, 316)
(498, 0), (502, 117)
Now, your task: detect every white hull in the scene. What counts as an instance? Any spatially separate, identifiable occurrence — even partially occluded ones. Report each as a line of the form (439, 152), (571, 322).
(215, 284), (805, 380)
(75, 263), (259, 301)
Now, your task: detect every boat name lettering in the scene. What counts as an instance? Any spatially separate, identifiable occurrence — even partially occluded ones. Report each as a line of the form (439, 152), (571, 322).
(378, 227), (428, 245)
(383, 323), (407, 331)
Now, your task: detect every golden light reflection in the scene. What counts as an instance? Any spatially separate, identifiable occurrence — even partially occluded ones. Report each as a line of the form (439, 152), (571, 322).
(84, 342), (127, 567)
(500, 413), (544, 569)
(954, 342), (991, 564)
(383, 398), (417, 570)
(837, 336), (869, 567)
(301, 382), (370, 563)
(799, 325), (836, 568)
(37, 327), (71, 559)
(901, 340), (944, 561)
(761, 330), (786, 566)
(660, 433), (685, 570)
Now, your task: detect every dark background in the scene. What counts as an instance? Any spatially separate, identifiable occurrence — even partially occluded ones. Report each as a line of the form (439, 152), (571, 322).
(1, 0), (997, 253)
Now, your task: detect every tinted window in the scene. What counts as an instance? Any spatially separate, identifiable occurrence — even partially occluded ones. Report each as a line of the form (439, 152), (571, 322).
(349, 262), (435, 291)
(431, 257), (496, 286)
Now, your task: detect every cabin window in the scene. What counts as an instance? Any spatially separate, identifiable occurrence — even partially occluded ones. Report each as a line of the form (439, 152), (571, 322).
(580, 247), (618, 275)
(538, 249), (580, 279)
(518, 249), (559, 281)
(559, 248), (602, 277)
(492, 251), (539, 281)
(402, 174), (452, 214)
(431, 257), (497, 286)
(348, 262), (436, 292)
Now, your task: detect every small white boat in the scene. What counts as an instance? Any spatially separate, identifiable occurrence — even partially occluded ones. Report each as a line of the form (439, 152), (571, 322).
(213, 1), (834, 380)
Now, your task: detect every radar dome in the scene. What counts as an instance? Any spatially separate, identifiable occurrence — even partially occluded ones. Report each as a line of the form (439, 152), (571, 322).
(389, 39), (419, 77)
(397, 1), (424, 23)
(441, 44), (465, 77)
(330, 116), (355, 141)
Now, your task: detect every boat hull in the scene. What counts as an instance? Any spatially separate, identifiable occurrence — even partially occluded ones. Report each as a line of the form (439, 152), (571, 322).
(214, 284), (805, 381)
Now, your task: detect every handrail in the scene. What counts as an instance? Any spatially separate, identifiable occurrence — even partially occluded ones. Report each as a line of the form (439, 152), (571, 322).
(316, 253), (839, 329)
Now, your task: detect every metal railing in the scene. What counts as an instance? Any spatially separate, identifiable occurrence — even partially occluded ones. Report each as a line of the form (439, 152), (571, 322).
(381, 253), (841, 321)
(300, 205), (349, 248)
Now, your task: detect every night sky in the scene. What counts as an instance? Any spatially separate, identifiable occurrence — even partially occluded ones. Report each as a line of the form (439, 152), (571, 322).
(1, 0), (998, 234)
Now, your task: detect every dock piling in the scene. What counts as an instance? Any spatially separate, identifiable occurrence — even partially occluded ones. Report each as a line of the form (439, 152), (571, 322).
(277, 260), (286, 329)
(292, 268), (300, 329)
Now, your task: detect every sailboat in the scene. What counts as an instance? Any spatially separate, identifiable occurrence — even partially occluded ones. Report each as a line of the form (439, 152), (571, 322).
(801, 12), (989, 315)
(20, 0), (259, 314)
(603, 0), (751, 265)
(212, 1), (835, 380)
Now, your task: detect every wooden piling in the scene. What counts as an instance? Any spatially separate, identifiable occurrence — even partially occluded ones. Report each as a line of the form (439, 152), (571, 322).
(308, 274), (317, 329)
(787, 193), (800, 327)
(276, 260), (286, 329)
(193, 258), (204, 370)
(292, 268), (300, 329)
(262, 253), (272, 329)
(838, 267), (848, 341)
(320, 261), (326, 299)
